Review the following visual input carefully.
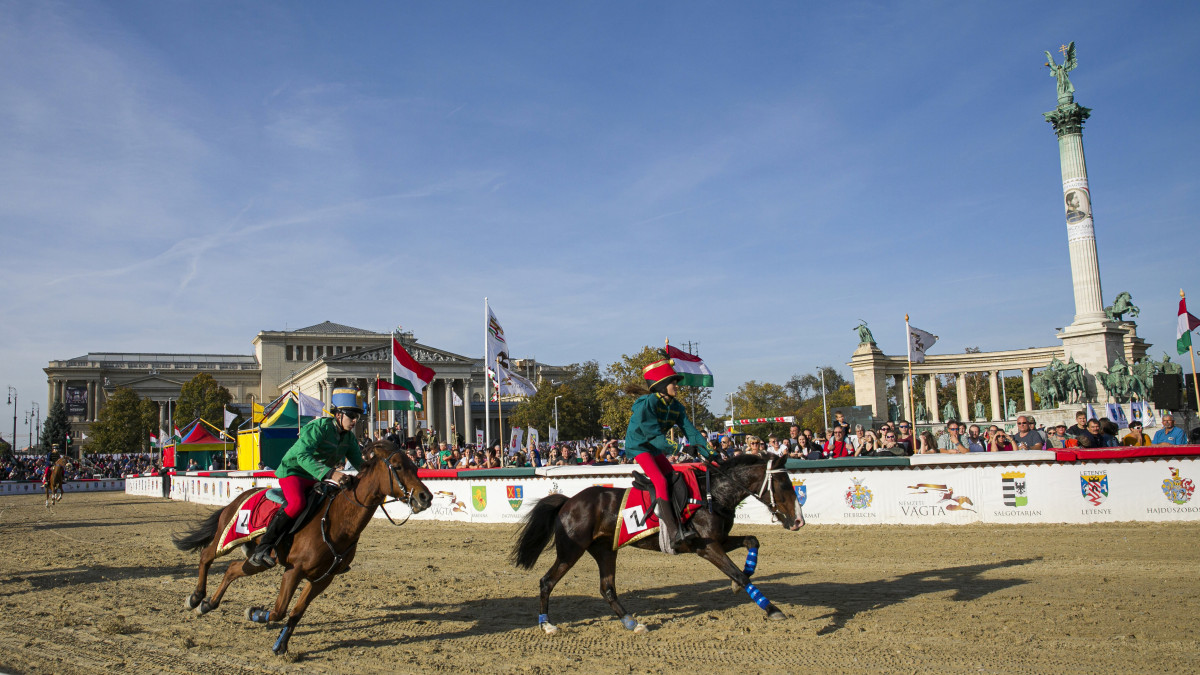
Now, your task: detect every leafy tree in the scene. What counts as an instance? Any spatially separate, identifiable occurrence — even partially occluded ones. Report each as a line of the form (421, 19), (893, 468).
(42, 401), (70, 452)
(596, 346), (663, 439)
(90, 387), (148, 455)
(508, 361), (603, 441)
(139, 398), (161, 452)
(176, 373), (233, 430)
(729, 380), (792, 438)
(0, 437), (10, 455)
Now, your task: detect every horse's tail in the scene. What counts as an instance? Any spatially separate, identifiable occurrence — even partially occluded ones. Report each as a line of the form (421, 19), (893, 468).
(510, 493), (569, 570)
(172, 507), (224, 552)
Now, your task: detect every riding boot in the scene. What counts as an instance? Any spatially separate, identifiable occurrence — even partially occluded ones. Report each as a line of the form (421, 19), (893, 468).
(247, 509), (294, 568)
(655, 498), (696, 549)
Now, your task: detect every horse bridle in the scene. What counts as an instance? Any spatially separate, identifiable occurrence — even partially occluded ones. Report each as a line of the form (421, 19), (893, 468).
(704, 455), (793, 524)
(752, 457), (793, 523)
(341, 456), (419, 526)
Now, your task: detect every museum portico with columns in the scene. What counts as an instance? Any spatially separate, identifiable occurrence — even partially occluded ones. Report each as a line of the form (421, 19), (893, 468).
(44, 321), (568, 443)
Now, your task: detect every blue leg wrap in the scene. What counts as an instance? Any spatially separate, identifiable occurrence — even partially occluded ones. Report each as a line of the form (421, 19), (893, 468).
(538, 613), (549, 625)
(621, 615), (637, 630)
(743, 547), (759, 577)
(250, 609), (269, 623)
(745, 583), (771, 610)
(273, 625), (292, 653)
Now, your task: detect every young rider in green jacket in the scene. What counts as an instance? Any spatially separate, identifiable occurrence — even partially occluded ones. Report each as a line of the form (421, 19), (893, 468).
(625, 358), (713, 550)
(248, 387), (366, 568)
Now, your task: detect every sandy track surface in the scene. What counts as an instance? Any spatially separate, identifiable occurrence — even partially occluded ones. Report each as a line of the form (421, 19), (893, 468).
(0, 492), (1196, 674)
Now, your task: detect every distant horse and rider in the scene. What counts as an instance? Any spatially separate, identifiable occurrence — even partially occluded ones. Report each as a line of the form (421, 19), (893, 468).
(44, 457), (67, 509)
(173, 440), (432, 655)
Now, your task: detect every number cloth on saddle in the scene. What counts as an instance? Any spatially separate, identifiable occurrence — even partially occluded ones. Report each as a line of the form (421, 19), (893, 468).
(613, 464), (705, 549)
(215, 484), (333, 556)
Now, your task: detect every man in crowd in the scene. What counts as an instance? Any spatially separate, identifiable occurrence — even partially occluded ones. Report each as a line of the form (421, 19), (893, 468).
(1065, 410), (1087, 440)
(766, 435), (788, 457)
(1152, 414), (1186, 445)
(937, 420), (969, 453)
(1012, 416), (1045, 450)
(895, 421), (915, 455)
(824, 426), (853, 458)
(965, 424), (987, 452)
(787, 425), (804, 454)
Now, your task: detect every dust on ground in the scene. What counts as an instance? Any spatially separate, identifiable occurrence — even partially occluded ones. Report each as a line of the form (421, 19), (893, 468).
(0, 491), (1196, 674)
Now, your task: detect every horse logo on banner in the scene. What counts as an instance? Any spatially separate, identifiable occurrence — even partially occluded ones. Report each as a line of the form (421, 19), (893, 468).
(472, 486), (488, 512)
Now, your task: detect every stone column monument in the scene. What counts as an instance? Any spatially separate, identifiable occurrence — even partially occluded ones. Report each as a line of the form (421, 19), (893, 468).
(1043, 42), (1125, 399)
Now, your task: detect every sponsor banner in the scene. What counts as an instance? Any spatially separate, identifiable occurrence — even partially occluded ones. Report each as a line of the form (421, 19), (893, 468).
(1063, 177), (1095, 243)
(65, 385), (88, 416)
(124, 459), (1200, 525)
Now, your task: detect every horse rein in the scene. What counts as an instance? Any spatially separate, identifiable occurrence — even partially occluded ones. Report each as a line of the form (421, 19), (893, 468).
(701, 455), (793, 524)
(310, 459), (418, 583)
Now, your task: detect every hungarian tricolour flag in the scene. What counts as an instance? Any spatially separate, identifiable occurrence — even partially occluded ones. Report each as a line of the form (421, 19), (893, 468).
(1178, 295), (1200, 354)
(385, 337), (436, 410)
(665, 344), (714, 387)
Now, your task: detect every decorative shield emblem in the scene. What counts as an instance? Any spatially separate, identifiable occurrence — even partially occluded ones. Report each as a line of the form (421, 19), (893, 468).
(506, 485), (523, 511)
(792, 479), (807, 507)
(844, 477), (873, 510)
(1080, 472), (1108, 506)
(1002, 471), (1027, 507)
(1162, 467), (1195, 505)
(471, 486), (487, 512)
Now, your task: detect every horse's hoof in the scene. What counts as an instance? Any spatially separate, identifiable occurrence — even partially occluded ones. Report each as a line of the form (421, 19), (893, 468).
(184, 595), (200, 611)
(632, 623), (648, 634)
(730, 581), (740, 593)
(767, 608), (787, 621)
(540, 622), (559, 635)
(194, 600), (212, 616)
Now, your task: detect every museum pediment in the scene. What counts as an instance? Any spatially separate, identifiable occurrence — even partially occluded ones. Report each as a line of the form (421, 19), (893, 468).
(328, 343), (473, 365)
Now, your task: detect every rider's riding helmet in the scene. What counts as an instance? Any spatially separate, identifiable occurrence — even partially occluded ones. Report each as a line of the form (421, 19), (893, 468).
(643, 359), (683, 395)
(331, 387), (364, 417)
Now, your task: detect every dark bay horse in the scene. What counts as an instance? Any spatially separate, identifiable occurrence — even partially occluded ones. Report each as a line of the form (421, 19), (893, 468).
(173, 441), (433, 654)
(511, 454), (803, 634)
(44, 457), (66, 509)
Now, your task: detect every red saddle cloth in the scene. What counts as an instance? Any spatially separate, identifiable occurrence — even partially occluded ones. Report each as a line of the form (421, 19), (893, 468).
(613, 465), (704, 550)
(216, 490), (280, 556)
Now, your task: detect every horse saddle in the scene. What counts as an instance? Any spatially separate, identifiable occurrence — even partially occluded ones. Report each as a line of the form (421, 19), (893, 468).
(631, 469), (703, 520)
(216, 481), (337, 556)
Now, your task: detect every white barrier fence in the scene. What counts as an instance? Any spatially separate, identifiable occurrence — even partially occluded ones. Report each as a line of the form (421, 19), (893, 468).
(125, 456), (1200, 525)
(1, 479), (126, 495)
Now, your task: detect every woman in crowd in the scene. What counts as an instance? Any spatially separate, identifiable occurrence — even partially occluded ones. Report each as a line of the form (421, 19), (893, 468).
(916, 430), (938, 454)
(989, 430), (1014, 452)
(743, 435), (764, 456)
(856, 430), (879, 456)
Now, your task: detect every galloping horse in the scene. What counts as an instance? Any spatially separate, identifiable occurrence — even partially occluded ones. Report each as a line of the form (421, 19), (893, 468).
(44, 457), (66, 509)
(512, 454), (803, 634)
(173, 440), (433, 654)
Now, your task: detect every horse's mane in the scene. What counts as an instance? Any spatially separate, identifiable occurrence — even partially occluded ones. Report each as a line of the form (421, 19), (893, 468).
(718, 453), (768, 472)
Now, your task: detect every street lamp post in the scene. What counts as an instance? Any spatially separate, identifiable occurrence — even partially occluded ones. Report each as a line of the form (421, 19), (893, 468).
(553, 395), (563, 439)
(31, 402), (39, 450)
(6, 386), (15, 455)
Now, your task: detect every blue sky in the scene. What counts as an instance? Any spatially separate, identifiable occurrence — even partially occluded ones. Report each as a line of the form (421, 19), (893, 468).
(1, 1), (1197, 443)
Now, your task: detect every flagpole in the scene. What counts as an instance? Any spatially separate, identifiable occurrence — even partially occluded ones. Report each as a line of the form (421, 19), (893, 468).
(1185, 290), (1200, 415)
(905, 314), (915, 427)
(496, 360), (505, 467)
(390, 330), (396, 438)
(484, 297), (491, 452)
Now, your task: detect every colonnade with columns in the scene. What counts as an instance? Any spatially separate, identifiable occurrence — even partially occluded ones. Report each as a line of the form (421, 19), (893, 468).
(850, 344), (1064, 426)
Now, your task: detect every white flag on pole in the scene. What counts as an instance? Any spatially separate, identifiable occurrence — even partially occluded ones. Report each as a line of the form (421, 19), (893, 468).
(527, 427), (539, 448)
(548, 427), (559, 444)
(509, 427), (524, 453)
(907, 325), (939, 363)
(452, 391), (463, 406)
(224, 407), (237, 428)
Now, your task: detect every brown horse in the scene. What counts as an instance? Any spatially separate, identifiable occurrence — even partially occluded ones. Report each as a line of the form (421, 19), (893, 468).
(172, 440), (433, 654)
(511, 454), (803, 634)
(44, 457), (66, 509)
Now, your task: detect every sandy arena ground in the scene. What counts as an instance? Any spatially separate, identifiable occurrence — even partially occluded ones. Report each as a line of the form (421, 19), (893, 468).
(0, 491), (1197, 674)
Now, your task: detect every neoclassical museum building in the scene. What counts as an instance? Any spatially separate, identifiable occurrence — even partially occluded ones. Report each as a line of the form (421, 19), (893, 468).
(44, 321), (567, 443)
